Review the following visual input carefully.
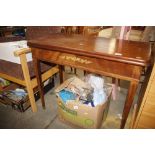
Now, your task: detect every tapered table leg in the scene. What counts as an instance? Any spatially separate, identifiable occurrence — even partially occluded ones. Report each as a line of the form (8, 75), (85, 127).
(33, 58), (46, 109)
(120, 81), (138, 128)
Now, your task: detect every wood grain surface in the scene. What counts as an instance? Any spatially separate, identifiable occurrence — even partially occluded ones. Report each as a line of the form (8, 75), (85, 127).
(28, 34), (151, 66)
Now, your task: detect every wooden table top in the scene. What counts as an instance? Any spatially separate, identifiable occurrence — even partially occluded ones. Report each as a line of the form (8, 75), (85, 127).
(28, 34), (151, 66)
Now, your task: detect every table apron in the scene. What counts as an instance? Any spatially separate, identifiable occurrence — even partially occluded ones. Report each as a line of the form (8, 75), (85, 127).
(32, 48), (143, 83)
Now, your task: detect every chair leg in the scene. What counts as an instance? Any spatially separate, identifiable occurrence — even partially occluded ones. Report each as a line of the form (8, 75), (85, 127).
(25, 83), (37, 112)
(70, 67), (76, 74)
(70, 67), (73, 72)
(74, 68), (77, 74)
(84, 70), (87, 76)
(117, 79), (121, 91)
(19, 54), (37, 112)
(59, 65), (64, 84)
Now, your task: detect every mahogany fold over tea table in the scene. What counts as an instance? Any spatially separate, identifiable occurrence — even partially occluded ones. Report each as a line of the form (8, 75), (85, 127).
(28, 34), (151, 128)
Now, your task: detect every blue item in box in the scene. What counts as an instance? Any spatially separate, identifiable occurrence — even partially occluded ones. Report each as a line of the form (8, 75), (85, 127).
(58, 90), (76, 104)
(83, 100), (95, 107)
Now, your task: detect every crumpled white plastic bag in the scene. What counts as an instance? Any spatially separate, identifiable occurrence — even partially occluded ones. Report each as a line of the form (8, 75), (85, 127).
(85, 74), (107, 106)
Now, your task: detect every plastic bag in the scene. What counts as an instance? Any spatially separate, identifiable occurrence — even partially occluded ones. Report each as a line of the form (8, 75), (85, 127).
(85, 74), (107, 106)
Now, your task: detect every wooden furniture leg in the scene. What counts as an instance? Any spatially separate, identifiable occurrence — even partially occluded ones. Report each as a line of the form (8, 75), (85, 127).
(74, 68), (77, 74)
(19, 54), (37, 112)
(70, 67), (77, 74)
(59, 65), (63, 84)
(112, 77), (116, 83)
(121, 81), (138, 128)
(112, 78), (117, 100)
(129, 103), (137, 128)
(33, 58), (46, 109)
(70, 67), (73, 72)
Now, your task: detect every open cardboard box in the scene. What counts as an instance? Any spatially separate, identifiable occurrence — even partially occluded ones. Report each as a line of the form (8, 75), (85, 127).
(55, 77), (112, 129)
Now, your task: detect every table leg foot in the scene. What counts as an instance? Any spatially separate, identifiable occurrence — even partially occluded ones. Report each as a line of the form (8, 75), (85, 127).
(120, 81), (138, 129)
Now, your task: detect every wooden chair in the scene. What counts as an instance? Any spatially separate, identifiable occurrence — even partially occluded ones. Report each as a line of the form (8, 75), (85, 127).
(83, 26), (102, 36)
(0, 47), (59, 112)
(0, 27), (63, 112)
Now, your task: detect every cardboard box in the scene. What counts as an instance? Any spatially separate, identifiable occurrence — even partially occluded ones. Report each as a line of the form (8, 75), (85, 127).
(55, 77), (112, 129)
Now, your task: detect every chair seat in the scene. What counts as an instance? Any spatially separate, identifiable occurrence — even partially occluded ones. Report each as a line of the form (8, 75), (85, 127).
(0, 59), (56, 80)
